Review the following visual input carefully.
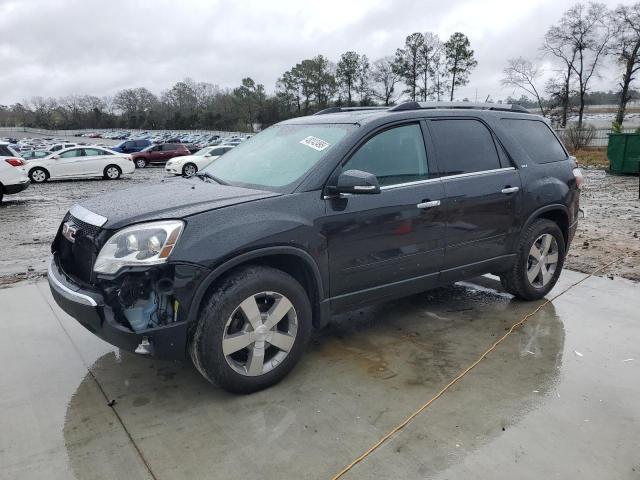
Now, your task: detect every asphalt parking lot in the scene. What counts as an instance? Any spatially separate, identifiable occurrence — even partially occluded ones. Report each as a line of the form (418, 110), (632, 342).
(1, 269), (639, 479)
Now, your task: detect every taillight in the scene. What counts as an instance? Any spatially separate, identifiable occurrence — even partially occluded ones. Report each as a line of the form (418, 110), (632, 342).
(4, 158), (25, 167)
(573, 168), (583, 190)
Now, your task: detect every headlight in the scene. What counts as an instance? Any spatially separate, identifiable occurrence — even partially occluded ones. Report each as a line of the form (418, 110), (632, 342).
(94, 220), (184, 274)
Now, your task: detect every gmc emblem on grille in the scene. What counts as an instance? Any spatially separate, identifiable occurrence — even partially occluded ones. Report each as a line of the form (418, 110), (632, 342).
(62, 222), (78, 243)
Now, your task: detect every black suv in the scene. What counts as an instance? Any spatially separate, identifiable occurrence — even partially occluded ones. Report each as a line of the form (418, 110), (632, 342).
(48, 102), (581, 393)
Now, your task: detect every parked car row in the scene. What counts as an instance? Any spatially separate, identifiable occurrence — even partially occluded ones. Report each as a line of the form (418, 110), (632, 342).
(0, 137), (240, 203)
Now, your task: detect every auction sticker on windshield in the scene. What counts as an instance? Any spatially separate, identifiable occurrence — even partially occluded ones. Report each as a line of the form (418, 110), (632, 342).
(300, 136), (330, 151)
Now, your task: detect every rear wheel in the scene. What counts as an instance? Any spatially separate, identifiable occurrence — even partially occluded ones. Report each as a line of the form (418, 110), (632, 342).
(182, 163), (197, 177)
(29, 167), (49, 183)
(500, 219), (565, 300)
(103, 165), (121, 180)
(134, 158), (147, 168)
(190, 266), (312, 393)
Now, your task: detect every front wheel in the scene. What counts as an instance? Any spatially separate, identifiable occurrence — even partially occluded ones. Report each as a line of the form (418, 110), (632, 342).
(190, 266), (312, 393)
(182, 163), (197, 177)
(500, 219), (566, 300)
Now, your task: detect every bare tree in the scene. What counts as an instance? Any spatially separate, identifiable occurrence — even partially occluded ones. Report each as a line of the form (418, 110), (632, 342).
(501, 57), (547, 115)
(611, 3), (640, 125)
(419, 33), (442, 101)
(544, 3), (612, 127)
(371, 56), (401, 105)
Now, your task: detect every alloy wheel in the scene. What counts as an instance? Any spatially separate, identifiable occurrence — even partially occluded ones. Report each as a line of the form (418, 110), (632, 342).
(527, 233), (559, 288)
(106, 167), (119, 179)
(222, 291), (298, 377)
(31, 170), (46, 182)
(183, 164), (197, 177)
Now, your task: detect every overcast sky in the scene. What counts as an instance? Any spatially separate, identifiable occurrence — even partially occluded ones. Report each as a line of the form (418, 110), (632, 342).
(0, 0), (628, 105)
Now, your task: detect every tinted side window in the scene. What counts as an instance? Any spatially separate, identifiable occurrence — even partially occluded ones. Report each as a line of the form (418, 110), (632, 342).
(430, 119), (501, 176)
(501, 119), (567, 163)
(163, 144), (177, 151)
(0, 145), (13, 156)
(345, 124), (429, 186)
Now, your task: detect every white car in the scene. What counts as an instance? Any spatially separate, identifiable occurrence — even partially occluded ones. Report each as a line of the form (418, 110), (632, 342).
(0, 142), (30, 203)
(164, 145), (235, 176)
(25, 146), (135, 183)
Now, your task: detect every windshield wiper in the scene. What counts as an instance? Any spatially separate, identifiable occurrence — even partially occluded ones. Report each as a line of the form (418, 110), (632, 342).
(195, 172), (229, 185)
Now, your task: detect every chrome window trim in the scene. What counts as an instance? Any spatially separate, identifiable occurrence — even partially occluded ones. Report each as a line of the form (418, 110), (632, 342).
(380, 177), (441, 190)
(323, 167), (516, 197)
(69, 204), (107, 227)
(47, 259), (98, 307)
(441, 167), (515, 181)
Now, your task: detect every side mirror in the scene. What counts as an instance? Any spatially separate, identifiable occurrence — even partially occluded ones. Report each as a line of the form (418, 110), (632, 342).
(204, 154), (211, 157)
(52, 155), (60, 160)
(329, 169), (381, 195)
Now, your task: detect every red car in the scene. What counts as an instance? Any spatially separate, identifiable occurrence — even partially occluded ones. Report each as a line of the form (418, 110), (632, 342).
(131, 143), (190, 168)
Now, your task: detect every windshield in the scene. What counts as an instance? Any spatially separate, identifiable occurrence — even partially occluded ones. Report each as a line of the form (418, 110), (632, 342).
(202, 124), (354, 191)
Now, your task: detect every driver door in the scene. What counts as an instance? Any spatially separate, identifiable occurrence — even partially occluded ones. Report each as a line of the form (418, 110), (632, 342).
(52, 148), (84, 177)
(323, 122), (446, 310)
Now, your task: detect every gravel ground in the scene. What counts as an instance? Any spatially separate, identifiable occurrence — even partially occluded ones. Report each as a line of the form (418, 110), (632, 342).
(1, 160), (638, 286)
(564, 168), (640, 281)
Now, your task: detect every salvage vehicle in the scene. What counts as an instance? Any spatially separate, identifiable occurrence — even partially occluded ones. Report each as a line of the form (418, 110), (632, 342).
(48, 102), (581, 393)
(165, 145), (235, 176)
(27, 147), (134, 182)
(0, 142), (30, 203)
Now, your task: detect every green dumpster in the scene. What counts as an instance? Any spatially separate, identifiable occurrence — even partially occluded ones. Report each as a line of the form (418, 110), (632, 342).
(607, 133), (640, 174)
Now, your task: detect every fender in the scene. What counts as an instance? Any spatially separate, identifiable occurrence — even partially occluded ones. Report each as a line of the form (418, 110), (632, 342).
(185, 246), (327, 326)
(522, 204), (570, 235)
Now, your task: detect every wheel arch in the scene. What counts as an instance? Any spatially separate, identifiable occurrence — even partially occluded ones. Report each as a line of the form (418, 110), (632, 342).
(28, 166), (50, 180)
(186, 246), (328, 330)
(523, 204), (570, 246)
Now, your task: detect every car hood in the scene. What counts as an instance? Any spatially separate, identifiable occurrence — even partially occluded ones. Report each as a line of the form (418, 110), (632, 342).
(79, 177), (281, 229)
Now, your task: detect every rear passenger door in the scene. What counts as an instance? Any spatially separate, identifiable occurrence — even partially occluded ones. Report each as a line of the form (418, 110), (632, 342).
(427, 118), (521, 279)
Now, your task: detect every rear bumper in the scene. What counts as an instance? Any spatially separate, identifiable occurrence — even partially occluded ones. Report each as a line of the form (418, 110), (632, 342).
(47, 257), (189, 360)
(3, 179), (30, 194)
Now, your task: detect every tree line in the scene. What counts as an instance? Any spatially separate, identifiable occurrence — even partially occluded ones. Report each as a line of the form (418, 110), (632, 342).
(502, 2), (640, 127)
(1, 2), (639, 133)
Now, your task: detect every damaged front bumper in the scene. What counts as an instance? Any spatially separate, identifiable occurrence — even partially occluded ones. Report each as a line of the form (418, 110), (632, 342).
(47, 256), (202, 360)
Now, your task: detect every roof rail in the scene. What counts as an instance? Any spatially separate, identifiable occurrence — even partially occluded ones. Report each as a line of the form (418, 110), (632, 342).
(388, 101), (530, 114)
(313, 106), (389, 115)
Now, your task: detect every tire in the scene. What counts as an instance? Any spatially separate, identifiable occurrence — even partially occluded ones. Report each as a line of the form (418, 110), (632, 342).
(190, 266), (312, 394)
(134, 158), (147, 168)
(29, 167), (49, 183)
(182, 163), (197, 177)
(500, 219), (566, 300)
(103, 165), (121, 180)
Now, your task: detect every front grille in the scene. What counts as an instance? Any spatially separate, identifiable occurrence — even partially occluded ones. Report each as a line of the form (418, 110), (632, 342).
(65, 213), (101, 237)
(58, 213), (103, 284)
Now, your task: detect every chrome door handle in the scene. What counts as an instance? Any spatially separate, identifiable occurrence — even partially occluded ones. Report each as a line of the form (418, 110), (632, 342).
(501, 186), (520, 194)
(417, 200), (441, 209)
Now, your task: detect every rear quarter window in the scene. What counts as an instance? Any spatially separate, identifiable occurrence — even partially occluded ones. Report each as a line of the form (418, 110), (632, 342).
(501, 119), (567, 163)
